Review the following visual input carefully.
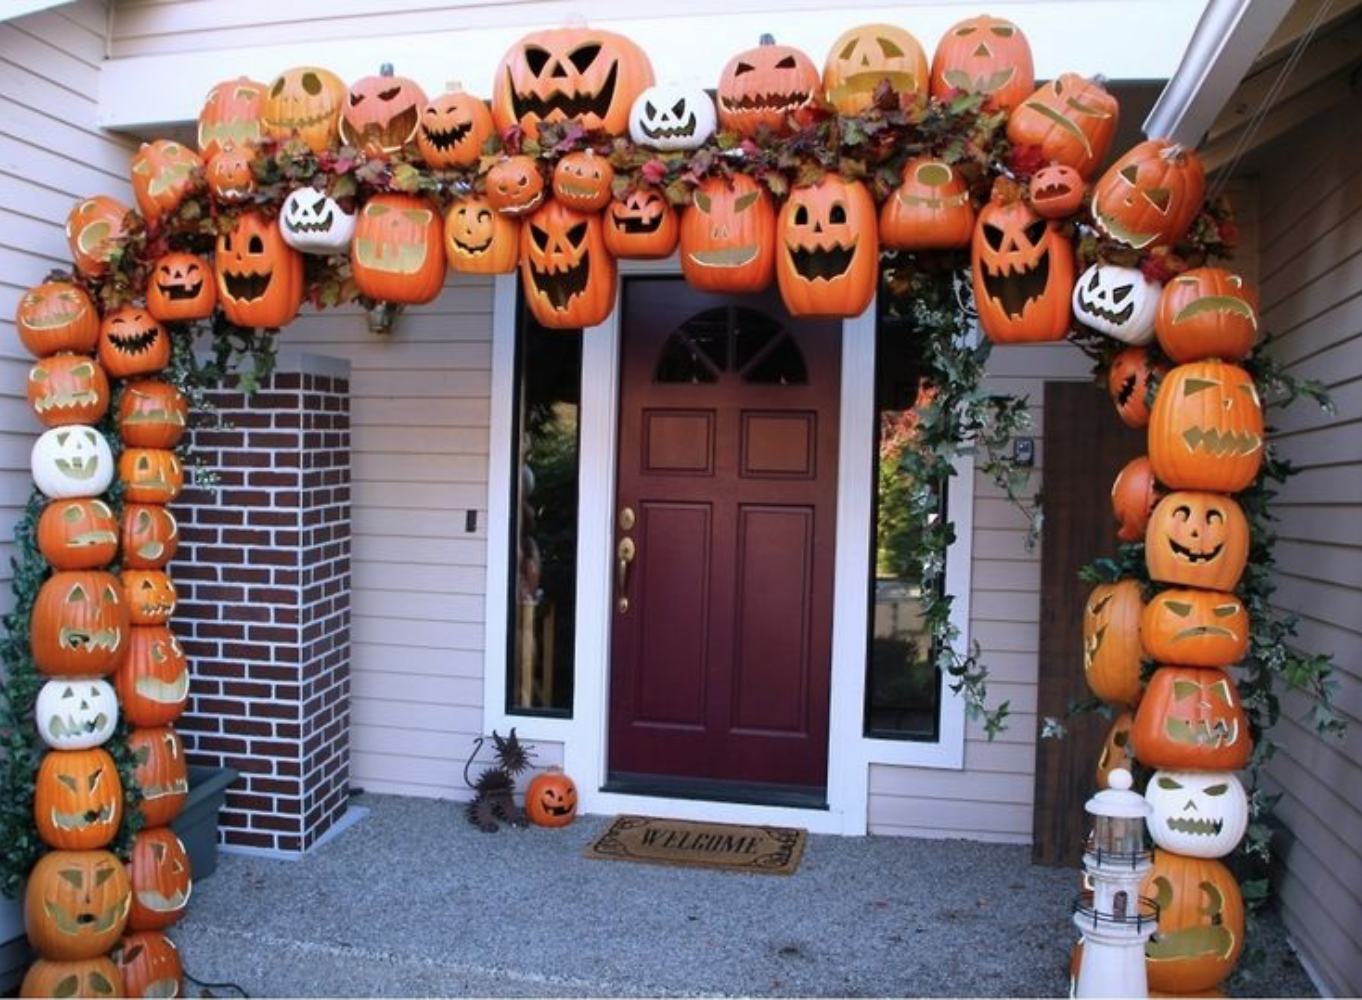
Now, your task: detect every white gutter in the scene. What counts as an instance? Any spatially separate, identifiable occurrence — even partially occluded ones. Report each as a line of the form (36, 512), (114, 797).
(2, 1), (68, 21)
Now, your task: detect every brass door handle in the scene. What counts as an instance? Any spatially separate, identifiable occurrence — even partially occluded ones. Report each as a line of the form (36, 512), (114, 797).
(617, 536), (636, 613)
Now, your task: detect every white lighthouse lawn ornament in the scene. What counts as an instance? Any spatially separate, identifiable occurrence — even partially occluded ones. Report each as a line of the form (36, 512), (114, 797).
(1073, 768), (1159, 998)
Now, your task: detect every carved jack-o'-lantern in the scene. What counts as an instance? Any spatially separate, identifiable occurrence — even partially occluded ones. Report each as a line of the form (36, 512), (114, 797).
(1145, 492), (1249, 591)
(717, 35), (821, 138)
(20, 956), (123, 999)
(128, 828), (193, 931)
(262, 66), (347, 154)
(628, 84), (716, 151)
(34, 747), (123, 850)
(1145, 771), (1248, 859)
(128, 727), (189, 827)
(880, 158), (974, 250)
(216, 210), (305, 328)
(492, 26), (656, 139)
(115, 626), (190, 727)
(122, 570), (177, 626)
(1072, 264), (1161, 344)
(147, 252), (216, 322)
(206, 145), (257, 203)
(197, 76), (268, 161)
(31, 570), (128, 677)
(66, 197), (129, 278)
(1142, 589), (1248, 669)
(113, 931), (183, 999)
(552, 150), (615, 213)
(1007, 74), (1119, 179)
(519, 200), (616, 329)
(1133, 666), (1251, 771)
(99, 308), (169, 379)
(1155, 268), (1259, 363)
(776, 174), (878, 318)
(1029, 164), (1086, 219)
(486, 156), (545, 216)
(38, 499), (118, 571)
(680, 174), (776, 294)
(1107, 346), (1166, 429)
(121, 504), (179, 570)
(1095, 710), (1135, 789)
(1082, 580), (1144, 708)
(444, 196), (519, 275)
(25, 849), (130, 961)
(118, 380), (189, 449)
(1148, 361), (1263, 492)
(1092, 139), (1205, 250)
(28, 355), (109, 428)
(1141, 850), (1245, 992)
(822, 23), (929, 115)
(15, 282), (99, 358)
(339, 63), (428, 156)
(1112, 455), (1160, 544)
(604, 188), (679, 259)
(130, 140), (202, 222)
(32, 426), (114, 501)
(352, 194), (446, 304)
(119, 448), (184, 505)
(525, 769), (578, 827)
(280, 187), (357, 255)
(417, 88), (493, 169)
(929, 15), (1034, 112)
(36, 677), (119, 751)
(971, 197), (1074, 343)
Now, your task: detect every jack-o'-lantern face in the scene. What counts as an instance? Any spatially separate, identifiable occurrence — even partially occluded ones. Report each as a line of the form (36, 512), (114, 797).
(98, 308), (169, 379)
(147, 252), (216, 322)
(130, 140), (202, 222)
(1142, 589), (1248, 668)
(1156, 268), (1259, 364)
(776, 175), (878, 318)
(929, 15), (1034, 112)
(486, 156), (545, 216)
(679, 174), (776, 294)
(35, 747), (122, 850)
(32, 426), (114, 501)
(492, 27), (655, 139)
(340, 64), (428, 155)
(1141, 851), (1244, 992)
(552, 150), (614, 213)
(129, 727), (189, 827)
(1149, 361), (1263, 493)
(822, 23), (929, 114)
(1092, 139), (1205, 250)
(129, 829), (193, 931)
(16, 282), (99, 358)
(116, 626), (189, 727)
(1145, 771), (1248, 859)
(717, 36), (820, 138)
(118, 380), (189, 449)
(263, 66), (347, 153)
(216, 210), (304, 328)
(113, 931), (183, 998)
(1145, 492), (1249, 591)
(1112, 456), (1160, 544)
(20, 957), (122, 999)
(1006, 73), (1119, 179)
(1072, 264), (1160, 345)
(1107, 346), (1166, 429)
(352, 194), (446, 305)
(38, 499), (118, 571)
(25, 850), (130, 961)
(36, 678), (119, 751)
(198, 77), (268, 161)
(66, 197), (129, 278)
(206, 145), (257, 203)
(28, 356), (109, 428)
(279, 187), (357, 256)
(1133, 667), (1251, 771)
(1029, 164), (1085, 219)
(121, 571), (177, 626)
(444, 196), (519, 275)
(31, 571), (128, 678)
(1081, 580), (1144, 707)
(1095, 710), (1134, 789)
(525, 770), (578, 827)
(603, 188), (679, 259)
(417, 89), (493, 169)
(118, 449), (184, 505)
(121, 505), (179, 570)
(628, 84), (716, 151)
(519, 201), (616, 329)
(971, 197), (1074, 343)
(880, 159), (974, 251)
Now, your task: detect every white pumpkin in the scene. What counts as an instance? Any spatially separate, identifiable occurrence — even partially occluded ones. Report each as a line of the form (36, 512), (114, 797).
(628, 84), (716, 152)
(279, 186), (356, 254)
(32, 425), (114, 499)
(1144, 769), (1249, 858)
(35, 677), (119, 750)
(1072, 264), (1160, 344)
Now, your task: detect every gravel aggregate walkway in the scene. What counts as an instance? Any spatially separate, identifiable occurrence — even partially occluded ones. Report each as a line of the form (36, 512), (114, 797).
(171, 793), (1316, 997)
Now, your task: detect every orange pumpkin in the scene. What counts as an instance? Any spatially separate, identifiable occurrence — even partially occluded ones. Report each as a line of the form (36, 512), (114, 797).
(122, 570), (177, 626)
(525, 769), (578, 827)
(1095, 710), (1135, 789)
(352, 194), (446, 304)
(1107, 346), (1166, 429)
(128, 828), (192, 931)
(417, 88), (493, 169)
(25, 850), (130, 961)
(1145, 492), (1249, 591)
(1133, 666), (1250, 771)
(680, 174), (776, 294)
(113, 931), (183, 998)
(1092, 139), (1205, 250)
(262, 65), (347, 153)
(717, 34), (821, 138)
(128, 726), (189, 827)
(1112, 455), (1160, 543)
(98, 307), (169, 379)
(38, 498), (119, 571)
(66, 196), (129, 278)
(552, 150), (614, 213)
(216, 210), (305, 328)
(971, 196), (1074, 343)
(776, 174), (878, 318)
(1006, 74), (1119, 179)
(1082, 580), (1144, 707)
(146, 252), (216, 322)
(1142, 589), (1248, 669)
(1155, 268), (1259, 363)
(1028, 164), (1085, 219)
(115, 626), (190, 727)
(118, 380), (189, 449)
(20, 956), (123, 999)
(130, 140), (202, 222)
(1148, 361), (1263, 492)
(206, 144), (257, 203)
(118, 448), (184, 505)
(492, 26), (655, 139)
(31, 570), (129, 677)
(604, 188), (679, 260)
(197, 76), (268, 160)
(519, 200), (616, 329)
(444, 195), (519, 275)
(339, 63), (427, 155)
(15, 281), (99, 358)
(28, 354), (109, 428)
(34, 747), (122, 851)
(929, 15), (1034, 112)
(121, 504), (179, 570)
(821, 23), (929, 114)
(879, 158), (974, 250)
(486, 156), (545, 216)
(1141, 850), (1245, 992)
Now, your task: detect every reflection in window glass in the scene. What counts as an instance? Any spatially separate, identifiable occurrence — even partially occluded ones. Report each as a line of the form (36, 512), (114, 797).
(865, 305), (942, 740)
(508, 309), (580, 715)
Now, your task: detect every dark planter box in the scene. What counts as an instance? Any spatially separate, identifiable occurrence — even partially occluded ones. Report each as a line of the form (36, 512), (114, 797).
(171, 765), (239, 881)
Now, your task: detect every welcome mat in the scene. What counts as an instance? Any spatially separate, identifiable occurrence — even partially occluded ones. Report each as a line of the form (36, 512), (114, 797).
(586, 815), (807, 875)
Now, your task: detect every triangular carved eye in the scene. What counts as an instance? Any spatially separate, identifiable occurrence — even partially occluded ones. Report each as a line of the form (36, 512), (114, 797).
(671, 99), (686, 118)
(524, 46), (550, 76)
(566, 222), (588, 248)
(644, 102), (656, 118)
(1142, 187), (1172, 213)
(734, 61), (755, 75)
(775, 55), (796, 69)
(569, 44), (601, 74)
(879, 38), (904, 57)
(530, 225), (550, 252)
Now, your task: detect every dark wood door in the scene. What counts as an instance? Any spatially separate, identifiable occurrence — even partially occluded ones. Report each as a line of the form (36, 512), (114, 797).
(1033, 381), (1145, 865)
(608, 278), (840, 794)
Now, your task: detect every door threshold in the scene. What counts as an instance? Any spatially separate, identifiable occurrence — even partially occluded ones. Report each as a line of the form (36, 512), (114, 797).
(603, 773), (829, 810)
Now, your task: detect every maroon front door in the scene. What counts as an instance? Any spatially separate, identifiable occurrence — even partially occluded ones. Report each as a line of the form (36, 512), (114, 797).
(608, 278), (840, 795)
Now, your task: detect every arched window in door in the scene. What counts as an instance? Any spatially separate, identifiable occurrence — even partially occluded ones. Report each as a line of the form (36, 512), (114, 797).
(654, 306), (808, 386)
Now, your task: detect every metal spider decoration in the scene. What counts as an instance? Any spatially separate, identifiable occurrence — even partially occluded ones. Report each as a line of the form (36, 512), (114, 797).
(463, 728), (535, 832)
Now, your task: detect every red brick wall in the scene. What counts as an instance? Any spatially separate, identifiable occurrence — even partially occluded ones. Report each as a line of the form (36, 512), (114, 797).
(174, 359), (352, 853)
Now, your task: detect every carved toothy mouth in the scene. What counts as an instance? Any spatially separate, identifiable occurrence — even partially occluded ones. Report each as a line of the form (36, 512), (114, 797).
(25, 309), (84, 329)
(108, 329), (160, 356)
(59, 627), (121, 653)
(1180, 427), (1262, 458)
(156, 279), (203, 301)
(134, 671), (189, 705)
(898, 190), (969, 210)
(827, 71), (918, 106)
(222, 270), (273, 302)
(34, 391), (101, 416)
(285, 211), (336, 234)
(1094, 210), (1158, 250)
(1078, 297), (1134, 326)
(527, 254), (590, 311)
(1032, 180), (1075, 204)
(200, 119), (262, 150)
(137, 885), (190, 913)
(1165, 715), (1239, 748)
(641, 115), (696, 140)
(422, 120), (473, 151)
(138, 602), (175, 619)
(557, 181), (603, 202)
(1116, 373), (1138, 409)
(343, 106), (419, 150)
(612, 212), (663, 235)
(1166, 815), (1224, 836)
(142, 777), (189, 800)
(1146, 924), (1236, 961)
(689, 245), (758, 268)
(48, 712), (111, 739)
(542, 803), (574, 816)
(942, 67), (1015, 95)
(1173, 625), (1237, 641)
(720, 89), (811, 115)
(354, 239), (429, 275)
(1168, 537), (1223, 563)
(50, 804), (115, 830)
(1173, 296), (1257, 327)
(69, 530), (118, 548)
(263, 108), (334, 132)
(45, 898), (128, 935)
(982, 253), (1051, 319)
(124, 408), (186, 428)
(454, 235), (493, 255)
(55, 456), (100, 480)
(787, 240), (856, 282)
(510, 62), (618, 124)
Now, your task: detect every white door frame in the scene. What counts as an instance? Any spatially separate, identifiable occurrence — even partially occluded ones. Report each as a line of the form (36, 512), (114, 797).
(483, 259), (971, 835)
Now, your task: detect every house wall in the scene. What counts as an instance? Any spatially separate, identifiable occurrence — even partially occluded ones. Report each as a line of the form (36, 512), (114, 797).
(1253, 110), (1362, 997)
(0, 0), (136, 609)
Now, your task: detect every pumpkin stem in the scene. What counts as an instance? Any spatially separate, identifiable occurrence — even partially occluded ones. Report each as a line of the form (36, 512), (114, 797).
(759, 33), (776, 46)
(380, 63), (394, 77)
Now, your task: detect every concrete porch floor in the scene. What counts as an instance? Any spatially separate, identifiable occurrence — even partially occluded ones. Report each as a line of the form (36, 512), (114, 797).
(172, 793), (1316, 998)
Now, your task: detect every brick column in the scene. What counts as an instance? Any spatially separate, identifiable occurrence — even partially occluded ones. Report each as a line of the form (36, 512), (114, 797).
(175, 352), (353, 854)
